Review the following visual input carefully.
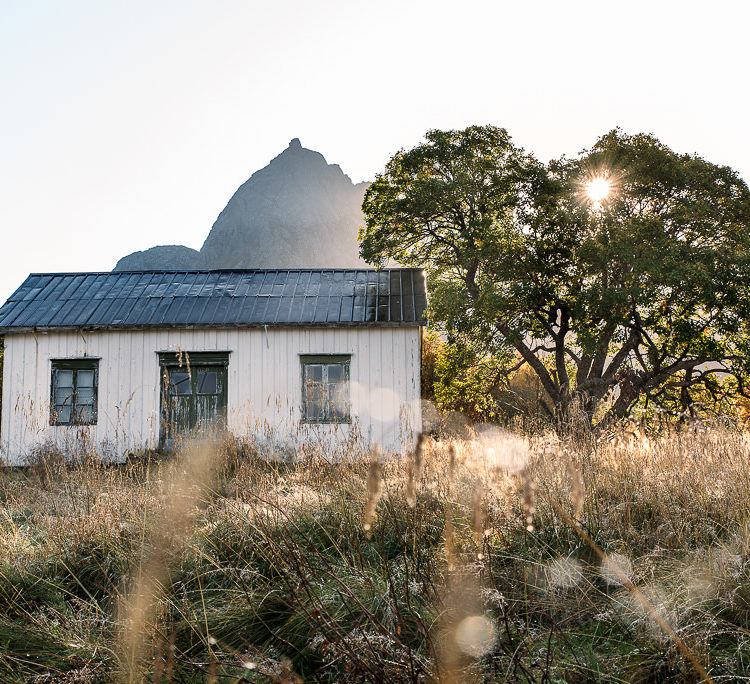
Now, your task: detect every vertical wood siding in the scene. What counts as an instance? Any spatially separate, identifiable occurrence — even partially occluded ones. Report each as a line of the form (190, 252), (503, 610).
(0, 327), (421, 464)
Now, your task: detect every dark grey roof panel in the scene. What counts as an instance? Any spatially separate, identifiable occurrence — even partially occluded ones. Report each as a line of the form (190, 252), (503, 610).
(0, 269), (427, 333)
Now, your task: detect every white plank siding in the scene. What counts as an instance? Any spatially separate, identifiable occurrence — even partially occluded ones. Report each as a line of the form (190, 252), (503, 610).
(1, 327), (421, 464)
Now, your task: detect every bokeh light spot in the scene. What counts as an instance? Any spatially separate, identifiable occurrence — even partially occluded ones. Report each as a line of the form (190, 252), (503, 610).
(600, 553), (632, 586)
(547, 557), (583, 589)
(455, 615), (497, 657)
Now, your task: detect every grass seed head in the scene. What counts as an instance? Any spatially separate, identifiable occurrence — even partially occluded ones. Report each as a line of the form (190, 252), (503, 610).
(566, 456), (585, 519)
(406, 432), (427, 507)
(471, 484), (486, 537)
(521, 469), (537, 531)
(363, 458), (383, 531)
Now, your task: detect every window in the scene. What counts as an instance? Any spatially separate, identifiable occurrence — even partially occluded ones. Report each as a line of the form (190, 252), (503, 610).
(301, 355), (351, 423)
(50, 359), (99, 425)
(158, 352), (229, 448)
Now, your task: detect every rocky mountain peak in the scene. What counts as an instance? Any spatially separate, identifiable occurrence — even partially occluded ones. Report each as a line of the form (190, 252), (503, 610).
(114, 140), (370, 272)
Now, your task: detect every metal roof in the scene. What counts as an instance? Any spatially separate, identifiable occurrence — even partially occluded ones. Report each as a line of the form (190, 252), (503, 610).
(0, 269), (427, 333)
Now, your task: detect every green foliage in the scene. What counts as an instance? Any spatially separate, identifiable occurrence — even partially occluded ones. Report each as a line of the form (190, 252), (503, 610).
(360, 125), (543, 271)
(361, 126), (750, 426)
(419, 329), (440, 401)
(422, 329), (552, 424)
(0, 619), (101, 680)
(433, 339), (500, 422)
(0, 563), (65, 618)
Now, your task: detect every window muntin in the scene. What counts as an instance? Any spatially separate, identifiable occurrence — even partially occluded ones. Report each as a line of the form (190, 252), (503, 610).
(301, 355), (351, 423)
(50, 359), (99, 425)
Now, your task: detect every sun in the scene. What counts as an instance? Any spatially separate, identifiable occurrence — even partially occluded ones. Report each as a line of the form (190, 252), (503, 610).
(585, 177), (611, 203)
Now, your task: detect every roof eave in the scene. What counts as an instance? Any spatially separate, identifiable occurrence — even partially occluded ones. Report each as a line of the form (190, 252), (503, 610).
(0, 321), (426, 335)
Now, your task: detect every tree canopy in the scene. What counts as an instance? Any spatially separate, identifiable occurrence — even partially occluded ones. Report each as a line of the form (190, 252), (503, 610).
(360, 126), (750, 425)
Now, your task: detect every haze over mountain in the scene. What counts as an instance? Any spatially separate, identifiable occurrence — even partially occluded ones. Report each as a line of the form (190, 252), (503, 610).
(114, 139), (371, 271)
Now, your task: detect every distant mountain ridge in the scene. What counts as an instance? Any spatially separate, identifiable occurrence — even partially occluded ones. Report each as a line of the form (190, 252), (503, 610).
(114, 139), (371, 271)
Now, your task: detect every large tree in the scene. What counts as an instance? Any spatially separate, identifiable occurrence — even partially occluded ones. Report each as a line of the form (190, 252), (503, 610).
(360, 126), (750, 425)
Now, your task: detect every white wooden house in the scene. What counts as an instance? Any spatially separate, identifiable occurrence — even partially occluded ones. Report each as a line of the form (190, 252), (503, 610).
(0, 269), (426, 464)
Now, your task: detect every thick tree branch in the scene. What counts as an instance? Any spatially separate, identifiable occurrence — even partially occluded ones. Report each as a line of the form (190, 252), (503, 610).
(555, 305), (570, 397)
(588, 319), (618, 380)
(494, 321), (560, 402)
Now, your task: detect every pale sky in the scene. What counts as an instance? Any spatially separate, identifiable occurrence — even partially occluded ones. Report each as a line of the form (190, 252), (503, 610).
(1, 0), (748, 302)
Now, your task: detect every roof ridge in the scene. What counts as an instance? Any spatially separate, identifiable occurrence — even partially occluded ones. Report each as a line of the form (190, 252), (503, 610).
(27, 267), (425, 276)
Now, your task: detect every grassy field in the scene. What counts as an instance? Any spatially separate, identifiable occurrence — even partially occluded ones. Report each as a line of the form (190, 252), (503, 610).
(0, 425), (749, 682)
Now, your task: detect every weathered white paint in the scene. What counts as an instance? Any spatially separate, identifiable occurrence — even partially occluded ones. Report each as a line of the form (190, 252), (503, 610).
(0, 327), (421, 464)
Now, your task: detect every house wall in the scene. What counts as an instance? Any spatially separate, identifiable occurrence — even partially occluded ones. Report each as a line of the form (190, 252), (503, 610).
(0, 327), (421, 464)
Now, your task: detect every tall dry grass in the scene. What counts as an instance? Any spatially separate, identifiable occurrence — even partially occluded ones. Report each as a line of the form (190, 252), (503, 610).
(0, 423), (748, 681)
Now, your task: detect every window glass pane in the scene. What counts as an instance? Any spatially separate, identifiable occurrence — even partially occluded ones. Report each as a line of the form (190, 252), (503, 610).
(303, 364), (326, 421)
(331, 382), (349, 420)
(54, 405), (71, 423)
(305, 364), (323, 383)
(170, 371), (192, 395)
(197, 370), (217, 395)
(323, 382), (333, 415)
(54, 387), (74, 407)
(327, 363), (344, 384)
(77, 387), (95, 403)
(307, 383), (323, 420)
(77, 370), (95, 388)
(56, 370), (74, 388)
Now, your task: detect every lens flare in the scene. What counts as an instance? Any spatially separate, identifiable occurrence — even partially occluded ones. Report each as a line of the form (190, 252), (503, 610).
(455, 615), (497, 657)
(600, 553), (632, 586)
(474, 427), (530, 474)
(547, 557), (583, 589)
(585, 177), (611, 203)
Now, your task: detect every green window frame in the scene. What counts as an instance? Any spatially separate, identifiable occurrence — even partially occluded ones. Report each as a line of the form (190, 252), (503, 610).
(50, 359), (99, 426)
(300, 354), (351, 424)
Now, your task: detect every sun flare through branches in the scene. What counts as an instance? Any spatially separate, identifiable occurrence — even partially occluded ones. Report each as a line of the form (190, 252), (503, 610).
(585, 176), (612, 204)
